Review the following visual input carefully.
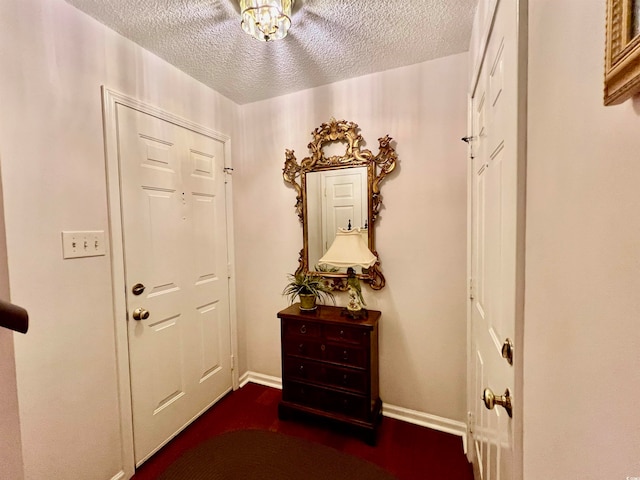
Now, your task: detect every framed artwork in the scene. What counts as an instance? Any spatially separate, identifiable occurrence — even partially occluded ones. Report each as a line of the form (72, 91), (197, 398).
(605, 0), (640, 104)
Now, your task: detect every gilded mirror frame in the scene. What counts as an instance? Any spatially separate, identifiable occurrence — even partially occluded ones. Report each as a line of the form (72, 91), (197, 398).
(283, 119), (397, 290)
(604, 0), (640, 104)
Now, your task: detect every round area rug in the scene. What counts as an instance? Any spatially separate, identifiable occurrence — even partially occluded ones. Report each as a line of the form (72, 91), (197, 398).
(158, 429), (397, 480)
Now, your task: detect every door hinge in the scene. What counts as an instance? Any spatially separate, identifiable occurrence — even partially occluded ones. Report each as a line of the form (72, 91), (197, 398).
(230, 354), (235, 371)
(462, 135), (476, 160)
(227, 262), (232, 279)
(223, 167), (233, 185)
(469, 278), (474, 300)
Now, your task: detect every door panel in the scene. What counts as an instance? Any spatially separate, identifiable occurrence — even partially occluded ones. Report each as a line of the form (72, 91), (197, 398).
(185, 130), (230, 409)
(196, 301), (222, 380)
(117, 105), (231, 465)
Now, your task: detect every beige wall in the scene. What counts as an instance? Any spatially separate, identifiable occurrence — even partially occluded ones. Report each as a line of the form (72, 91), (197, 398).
(0, 332), (22, 480)
(0, 162), (24, 480)
(525, 0), (640, 478)
(0, 0), (239, 478)
(235, 53), (469, 421)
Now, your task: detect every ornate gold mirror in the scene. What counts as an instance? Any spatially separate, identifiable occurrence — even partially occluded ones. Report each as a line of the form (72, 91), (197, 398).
(283, 119), (397, 289)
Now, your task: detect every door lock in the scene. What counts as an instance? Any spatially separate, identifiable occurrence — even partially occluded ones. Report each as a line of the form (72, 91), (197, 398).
(482, 387), (513, 417)
(132, 308), (150, 321)
(501, 338), (514, 365)
(132, 283), (145, 296)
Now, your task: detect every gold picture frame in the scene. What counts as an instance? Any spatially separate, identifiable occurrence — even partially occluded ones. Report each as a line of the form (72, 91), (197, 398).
(604, 0), (640, 105)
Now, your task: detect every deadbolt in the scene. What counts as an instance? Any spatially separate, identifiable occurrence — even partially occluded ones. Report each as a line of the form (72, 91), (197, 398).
(501, 338), (514, 365)
(482, 387), (513, 417)
(132, 308), (150, 321)
(132, 283), (145, 296)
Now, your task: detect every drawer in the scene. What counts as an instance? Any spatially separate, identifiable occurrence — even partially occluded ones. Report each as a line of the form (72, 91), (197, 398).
(283, 381), (369, 419)
(285, 340), (367, 369)
(283, 357), (368, 393)
(324, 343), (368, 369)
(282, 318), (321, 338)
(283, 338), (324, 359)
(324, 324), (369, 345)
(282, 381), (325, 410)
(323, 388), (369, 419)
(324, 365), (368, 392)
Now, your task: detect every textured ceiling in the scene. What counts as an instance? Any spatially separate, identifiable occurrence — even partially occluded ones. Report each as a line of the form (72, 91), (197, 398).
(64, 0), (478, 104)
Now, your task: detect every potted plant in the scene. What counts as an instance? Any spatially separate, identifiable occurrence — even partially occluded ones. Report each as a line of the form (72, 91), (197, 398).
(282, 272), (335, 311)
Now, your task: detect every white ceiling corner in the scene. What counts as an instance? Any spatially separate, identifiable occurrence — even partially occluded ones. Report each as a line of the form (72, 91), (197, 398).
(63, 0), (478, 104)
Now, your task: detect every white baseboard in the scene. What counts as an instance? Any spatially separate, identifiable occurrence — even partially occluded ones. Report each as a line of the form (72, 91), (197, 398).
(239, 371), (282, 389)
(238, 371), (467, 453)
(382, 403), (467, 454)
(109, 470), (126, 480)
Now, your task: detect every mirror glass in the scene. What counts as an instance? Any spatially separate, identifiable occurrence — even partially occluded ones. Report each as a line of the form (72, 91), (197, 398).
(283, 119), (397, 290)
(306, 167), (368, 274)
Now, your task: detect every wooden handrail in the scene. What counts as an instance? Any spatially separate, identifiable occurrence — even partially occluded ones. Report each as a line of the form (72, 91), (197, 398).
(0, 299), (28, 334)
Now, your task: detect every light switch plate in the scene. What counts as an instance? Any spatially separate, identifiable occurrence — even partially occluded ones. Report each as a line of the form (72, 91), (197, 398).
(62, 231), (106, 259)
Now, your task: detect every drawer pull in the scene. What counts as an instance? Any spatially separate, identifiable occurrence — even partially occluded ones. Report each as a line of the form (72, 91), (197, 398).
(299, 365), (305, 374)
(298, 343), (305, 354)
(340, 330), (345, 337)
(342, 374), (349, 385)
(342, 350), (349, 361)
(300, 325), (307, 334)
(321, 344), (326, 351)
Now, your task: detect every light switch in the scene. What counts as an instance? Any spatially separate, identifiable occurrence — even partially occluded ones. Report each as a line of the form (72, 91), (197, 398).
(62, 231), (106, 259)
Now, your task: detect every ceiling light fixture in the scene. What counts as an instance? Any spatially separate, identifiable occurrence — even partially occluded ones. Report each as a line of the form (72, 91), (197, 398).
(240, 0), (294, 42)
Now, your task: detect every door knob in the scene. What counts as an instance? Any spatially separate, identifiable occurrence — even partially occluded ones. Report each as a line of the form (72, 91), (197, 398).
(482, 387), (513, 417)
(132, 308), (150, 321)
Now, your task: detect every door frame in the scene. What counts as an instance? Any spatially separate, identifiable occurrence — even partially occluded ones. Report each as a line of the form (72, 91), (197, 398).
(465, 0), (527, 478)
(101, 87), (239, 478)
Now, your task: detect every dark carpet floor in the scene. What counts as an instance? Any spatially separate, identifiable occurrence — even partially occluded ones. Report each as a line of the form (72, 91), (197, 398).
(158, 429), (398, 480)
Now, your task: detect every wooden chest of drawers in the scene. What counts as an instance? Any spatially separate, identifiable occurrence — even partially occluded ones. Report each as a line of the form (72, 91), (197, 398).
(277, 303), (382, 444)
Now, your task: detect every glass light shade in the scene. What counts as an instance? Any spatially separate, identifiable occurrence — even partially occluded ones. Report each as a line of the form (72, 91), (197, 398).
(318, 229), (377, 269)
(240, 0), (294, 42)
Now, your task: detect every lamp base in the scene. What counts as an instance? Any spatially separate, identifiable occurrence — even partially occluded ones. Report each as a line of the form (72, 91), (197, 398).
(341, 307), (368, 320)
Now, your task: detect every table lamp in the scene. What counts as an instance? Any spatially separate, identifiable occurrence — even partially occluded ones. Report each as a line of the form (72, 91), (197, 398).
(318, 228), (376, 318)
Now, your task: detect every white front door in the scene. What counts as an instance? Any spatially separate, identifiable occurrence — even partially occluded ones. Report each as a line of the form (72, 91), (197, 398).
(117, 104), (232, 465)
(469, 0), (524, 478)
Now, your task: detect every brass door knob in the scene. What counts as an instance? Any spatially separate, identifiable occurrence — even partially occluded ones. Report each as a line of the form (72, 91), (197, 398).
(132, 308), (150, 321)
(482, 387), (513, 417)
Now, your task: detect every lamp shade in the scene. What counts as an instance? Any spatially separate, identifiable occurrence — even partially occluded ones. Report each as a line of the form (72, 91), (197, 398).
(240, 0), (294, 42)
(318, 228), (377, 269)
